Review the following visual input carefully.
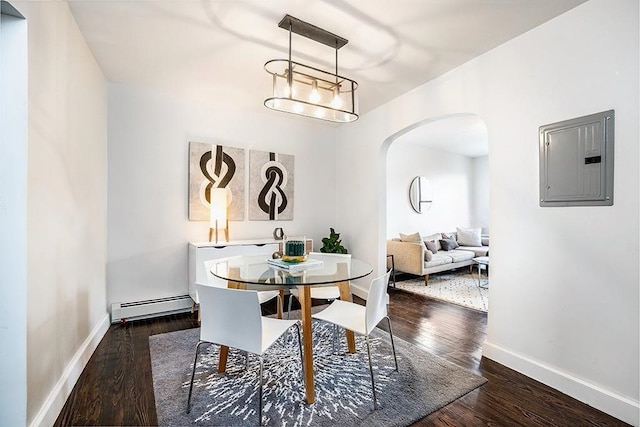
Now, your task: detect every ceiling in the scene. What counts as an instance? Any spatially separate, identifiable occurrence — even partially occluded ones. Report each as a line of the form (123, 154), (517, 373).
(397, 115), (489, 158)
(68, 0), (586, 122)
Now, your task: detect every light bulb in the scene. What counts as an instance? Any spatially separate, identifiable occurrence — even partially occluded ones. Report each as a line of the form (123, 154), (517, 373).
(283, 82), (296, 98)
(310, 80), (320, 103)
(331, 87), (342, 108)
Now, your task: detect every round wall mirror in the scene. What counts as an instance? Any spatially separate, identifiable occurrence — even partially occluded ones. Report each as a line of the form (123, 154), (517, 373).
(409, 176), (433, 213)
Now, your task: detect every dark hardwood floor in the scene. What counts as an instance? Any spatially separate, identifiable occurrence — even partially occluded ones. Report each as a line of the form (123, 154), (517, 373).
(55, 288), (629, 426)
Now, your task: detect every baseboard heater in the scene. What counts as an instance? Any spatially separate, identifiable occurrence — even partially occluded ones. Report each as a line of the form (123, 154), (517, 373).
(111, 295), (193, 323)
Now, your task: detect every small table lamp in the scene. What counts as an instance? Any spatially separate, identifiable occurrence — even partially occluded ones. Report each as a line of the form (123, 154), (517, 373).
(209, 188), (229, 243)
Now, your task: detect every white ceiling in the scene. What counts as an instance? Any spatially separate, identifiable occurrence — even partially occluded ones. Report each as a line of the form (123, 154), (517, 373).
(397, 114), (489, 158)
(67, 1), (588, 156)
(68, 0), (586, 121)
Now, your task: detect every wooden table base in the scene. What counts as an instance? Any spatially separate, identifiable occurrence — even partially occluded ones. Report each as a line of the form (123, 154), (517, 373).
(299, 286), (315, 403)
(216, 276), (356, 404)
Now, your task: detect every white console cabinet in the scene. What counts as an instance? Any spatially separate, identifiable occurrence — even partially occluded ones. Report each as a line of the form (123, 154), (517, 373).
(188, 239), (312, 305)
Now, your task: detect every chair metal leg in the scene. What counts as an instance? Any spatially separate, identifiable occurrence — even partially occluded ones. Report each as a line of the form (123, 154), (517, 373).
(386, 317), (398, 371)
(287, 293), (294, 320)
(365, 335), (378, 410)
(258, 357), (264, 426)
(332, 323), (339, 354)
(186, 340), (204, 414)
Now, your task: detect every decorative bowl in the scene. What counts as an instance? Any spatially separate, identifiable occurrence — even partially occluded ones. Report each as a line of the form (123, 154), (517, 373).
(281, 254), (308, 263)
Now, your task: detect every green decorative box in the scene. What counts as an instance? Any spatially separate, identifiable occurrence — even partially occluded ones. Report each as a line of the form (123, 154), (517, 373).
(282, 236), (307, 263)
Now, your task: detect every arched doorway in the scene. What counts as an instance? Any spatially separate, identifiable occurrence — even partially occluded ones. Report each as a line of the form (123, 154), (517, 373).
(381, 113), (490, 311)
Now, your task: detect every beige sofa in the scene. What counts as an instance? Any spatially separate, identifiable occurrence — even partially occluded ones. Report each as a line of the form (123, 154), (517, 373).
(387, 232), (489, 284)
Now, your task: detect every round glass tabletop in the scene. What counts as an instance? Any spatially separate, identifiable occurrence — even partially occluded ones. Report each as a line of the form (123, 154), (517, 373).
(210, 255), (373, 288)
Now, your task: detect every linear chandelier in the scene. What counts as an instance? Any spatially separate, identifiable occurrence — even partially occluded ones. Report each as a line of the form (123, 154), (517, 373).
(264, 14), (359, 123)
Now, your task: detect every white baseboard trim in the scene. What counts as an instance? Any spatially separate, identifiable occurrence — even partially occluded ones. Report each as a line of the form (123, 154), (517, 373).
(29, 313), (110, 427)
(483, 341), (640, 426)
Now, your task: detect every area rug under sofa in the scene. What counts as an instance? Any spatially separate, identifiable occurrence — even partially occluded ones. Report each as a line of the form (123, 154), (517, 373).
(394, 271), (488, 312)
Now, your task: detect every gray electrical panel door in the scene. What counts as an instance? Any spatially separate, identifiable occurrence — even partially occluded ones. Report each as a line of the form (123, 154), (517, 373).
(539, 110), (614, 207)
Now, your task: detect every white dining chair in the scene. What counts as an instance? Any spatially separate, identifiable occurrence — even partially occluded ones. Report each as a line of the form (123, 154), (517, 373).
(204, 257), (283, 314)
(311, 271), (397, 409)
(186, 284), (303, 424)
(287, 252), (351, 318)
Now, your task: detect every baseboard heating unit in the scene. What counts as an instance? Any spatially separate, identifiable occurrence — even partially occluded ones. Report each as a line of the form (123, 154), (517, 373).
(111, 295), (193, 323)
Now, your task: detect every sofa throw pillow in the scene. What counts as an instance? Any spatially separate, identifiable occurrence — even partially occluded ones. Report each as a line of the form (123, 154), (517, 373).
(441, 232), (457, 241)
(423, 233), (442, 251)
(399, 232), (422, 244)
(424, 249), (433, 262)
(439, 238), (459, 251)
(399, 232), (428, 252)
(456, 227), (482, 247)
(424, 240), (438, 254)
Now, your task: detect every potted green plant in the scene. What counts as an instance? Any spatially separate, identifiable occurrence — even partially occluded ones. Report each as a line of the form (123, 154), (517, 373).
(320, 228), (348, 254)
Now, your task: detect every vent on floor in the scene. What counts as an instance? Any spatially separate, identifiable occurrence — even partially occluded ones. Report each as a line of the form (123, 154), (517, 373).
(110, 295), (193, 323)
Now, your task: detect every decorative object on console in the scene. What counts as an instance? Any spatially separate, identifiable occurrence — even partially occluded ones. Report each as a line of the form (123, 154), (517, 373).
(282, 236), (307, 263)
(263, 14), (359, 123)
(188, 142), (244, 221)
(208, 188), (229, 243)
(249, 150), (294, 221)
(409, 176), (433, 213)
(320, 228), (348, 254)
(273, 227), (284, 240)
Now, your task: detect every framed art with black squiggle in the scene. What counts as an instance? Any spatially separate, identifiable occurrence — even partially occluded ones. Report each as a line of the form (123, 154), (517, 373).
(248, 150), (294, 220)
(188, 142), (245, 221)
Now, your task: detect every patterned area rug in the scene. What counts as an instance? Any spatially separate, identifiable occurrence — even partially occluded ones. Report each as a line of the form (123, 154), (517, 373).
(150, 310), (487, 426)
(395, 271), (489, 312)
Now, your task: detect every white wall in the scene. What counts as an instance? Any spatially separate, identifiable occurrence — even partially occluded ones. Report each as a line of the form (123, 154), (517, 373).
(107, 84), (338, 306)
(16, 2), (110, 425)
(0, 10), (28, 427)
(386, 143), (474, 238)
(335, 0), (639, 424)
(471, 155), (489, 232)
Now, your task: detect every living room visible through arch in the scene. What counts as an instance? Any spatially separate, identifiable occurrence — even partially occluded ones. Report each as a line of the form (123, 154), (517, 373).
(383, 113), (490, 312)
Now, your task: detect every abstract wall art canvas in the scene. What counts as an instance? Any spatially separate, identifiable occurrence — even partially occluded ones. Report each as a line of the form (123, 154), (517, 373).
(249, 150), (294, 220)
(189, 142), (245, 221)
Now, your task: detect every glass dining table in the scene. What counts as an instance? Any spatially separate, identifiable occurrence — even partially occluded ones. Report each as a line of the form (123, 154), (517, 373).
(210, 254), (373, 404)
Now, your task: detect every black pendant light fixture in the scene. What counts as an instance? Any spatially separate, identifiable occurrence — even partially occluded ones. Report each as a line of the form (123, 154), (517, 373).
(264, 15), (359, 123)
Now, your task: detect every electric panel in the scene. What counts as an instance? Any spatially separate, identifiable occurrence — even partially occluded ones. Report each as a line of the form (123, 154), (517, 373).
(539, 110), (614, 207)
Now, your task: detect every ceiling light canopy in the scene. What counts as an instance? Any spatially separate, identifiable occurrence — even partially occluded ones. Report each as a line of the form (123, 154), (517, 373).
(264, 15), (358, 123)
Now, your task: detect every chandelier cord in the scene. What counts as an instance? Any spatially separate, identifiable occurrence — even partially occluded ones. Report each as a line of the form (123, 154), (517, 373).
(288, 22), (293, 98)
(335, 41), (339, 88)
